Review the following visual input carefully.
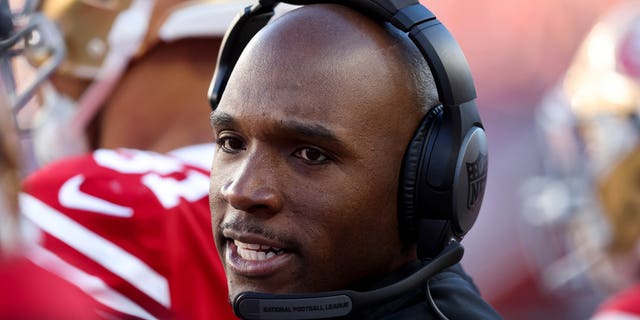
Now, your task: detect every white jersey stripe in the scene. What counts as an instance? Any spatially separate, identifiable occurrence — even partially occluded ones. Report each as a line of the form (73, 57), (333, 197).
(20, 193), (171, 307)
(27, 244), (158, 320)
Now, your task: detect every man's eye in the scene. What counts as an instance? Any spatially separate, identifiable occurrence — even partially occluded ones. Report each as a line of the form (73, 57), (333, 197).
(293, 147), (329, 164)
(218, 136), (245, 153)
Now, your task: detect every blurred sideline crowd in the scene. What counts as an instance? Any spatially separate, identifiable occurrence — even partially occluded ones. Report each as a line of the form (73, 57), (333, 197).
(2, 0), (640, 319)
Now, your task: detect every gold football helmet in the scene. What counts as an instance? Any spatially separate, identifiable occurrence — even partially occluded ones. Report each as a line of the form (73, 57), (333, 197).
(523, 0), (640, 295)
(26, 0), (251, 166)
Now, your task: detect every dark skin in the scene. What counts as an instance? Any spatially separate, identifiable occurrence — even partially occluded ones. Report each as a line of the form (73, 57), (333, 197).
(96, 38), (221, 152)
(51, 38), (221, 153)
(209, 5), (425, 301)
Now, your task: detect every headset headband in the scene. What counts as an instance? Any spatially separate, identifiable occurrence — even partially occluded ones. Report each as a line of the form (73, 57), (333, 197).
(209, 0), (476, 110)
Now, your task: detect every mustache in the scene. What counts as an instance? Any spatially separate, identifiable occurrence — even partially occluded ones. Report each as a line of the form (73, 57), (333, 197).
(218, 219), (298, 248)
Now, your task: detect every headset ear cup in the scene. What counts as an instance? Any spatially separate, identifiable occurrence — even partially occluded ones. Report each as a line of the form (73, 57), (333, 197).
(398, 105), (443, 243)
(450, 125), (488, 237)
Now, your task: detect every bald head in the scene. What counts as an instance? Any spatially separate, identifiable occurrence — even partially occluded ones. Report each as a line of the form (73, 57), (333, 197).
(222, 4), (438, 116)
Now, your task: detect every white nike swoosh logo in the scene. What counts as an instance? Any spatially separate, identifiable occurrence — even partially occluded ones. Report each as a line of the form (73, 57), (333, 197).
(59, 174), (134, 217)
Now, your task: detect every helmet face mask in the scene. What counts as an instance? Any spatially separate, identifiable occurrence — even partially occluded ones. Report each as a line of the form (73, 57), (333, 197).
(0, 0), (65, 171)
(1, 0), (65, 254)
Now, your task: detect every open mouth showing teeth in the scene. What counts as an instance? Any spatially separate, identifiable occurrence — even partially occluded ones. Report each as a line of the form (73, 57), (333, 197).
(234, 240), (285, 261)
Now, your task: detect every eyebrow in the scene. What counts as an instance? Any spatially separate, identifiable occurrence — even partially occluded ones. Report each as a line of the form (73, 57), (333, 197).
(210, 111), (236, 129)
(210, 111), (348, 151)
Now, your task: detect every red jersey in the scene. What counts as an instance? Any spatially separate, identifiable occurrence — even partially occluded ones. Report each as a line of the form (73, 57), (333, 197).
(0, 256), (99, 319)
(20, 145), (237, 320)
(592, 283), (640, 320)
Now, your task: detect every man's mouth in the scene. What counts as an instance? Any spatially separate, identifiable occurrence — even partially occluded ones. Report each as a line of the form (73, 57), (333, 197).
(225, 237), (293, 277)
(234, 239), (285, 261)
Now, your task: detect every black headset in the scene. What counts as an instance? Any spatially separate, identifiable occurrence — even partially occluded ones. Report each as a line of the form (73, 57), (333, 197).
(208, 1), (488, 318)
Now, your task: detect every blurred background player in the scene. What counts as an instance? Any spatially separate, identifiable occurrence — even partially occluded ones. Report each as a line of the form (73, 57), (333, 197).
(521, 0), (640, 318)
(0, 0), (99, 317)
(16, 0), (252, 318)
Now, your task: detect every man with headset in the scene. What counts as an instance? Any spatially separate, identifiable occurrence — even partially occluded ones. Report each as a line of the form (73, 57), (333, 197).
(208, 1), (502, 319)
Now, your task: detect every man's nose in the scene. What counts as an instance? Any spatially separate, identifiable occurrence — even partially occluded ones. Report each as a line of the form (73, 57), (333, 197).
(220, 152), (283, 215)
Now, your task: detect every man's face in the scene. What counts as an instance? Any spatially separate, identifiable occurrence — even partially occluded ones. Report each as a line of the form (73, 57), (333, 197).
(209, 5), (421, 301)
